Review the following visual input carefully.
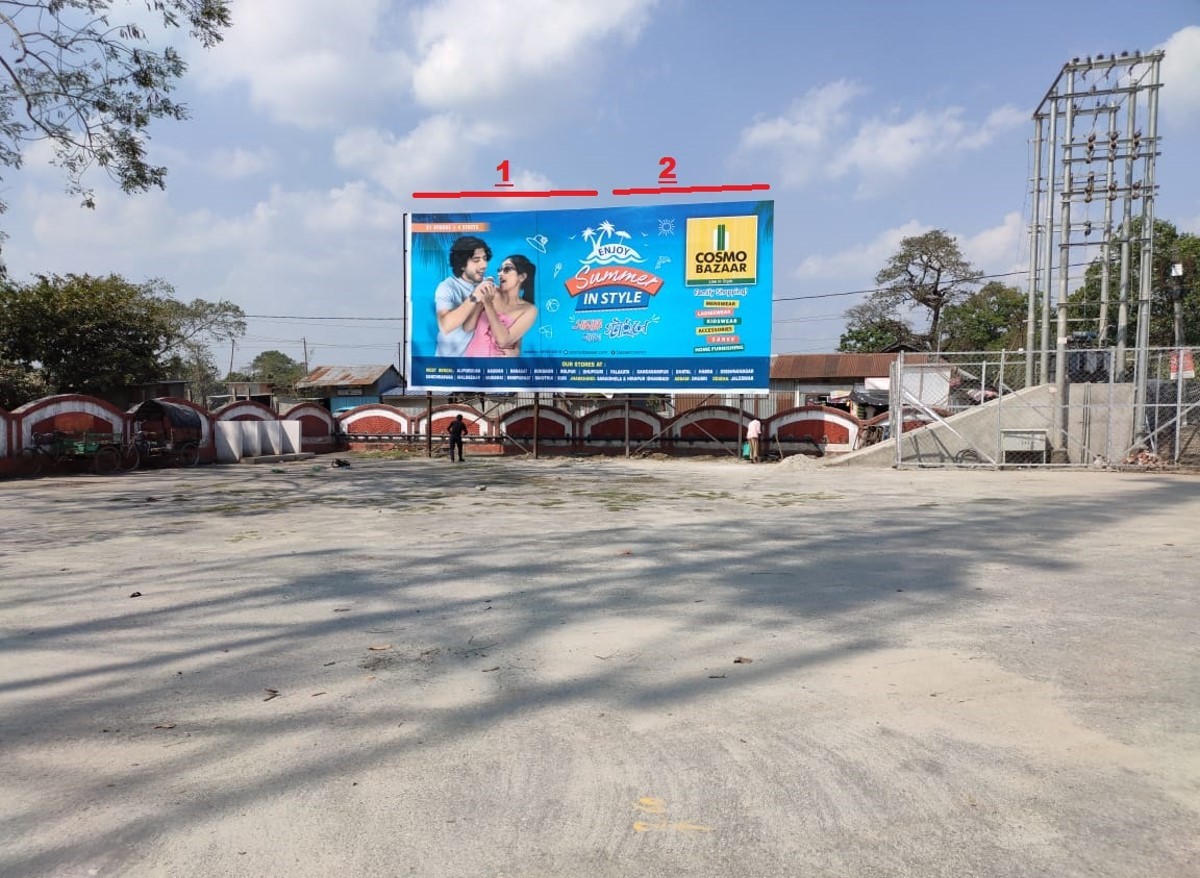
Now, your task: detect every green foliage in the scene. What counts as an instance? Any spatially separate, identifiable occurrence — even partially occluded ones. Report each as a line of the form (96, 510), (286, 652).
(837, 298), (919, 353)
(0, 353), (49, 410)
(163, 345), (224, 403)
(0, 0), (232, 252)
(838, 319), (919, 353)
(246, 350), (306, 394)
(0, 272), (244, 404)
(867, 230), (983, 351)
(1068, 219), (1200, 346)
(939, 282), (1028, 352)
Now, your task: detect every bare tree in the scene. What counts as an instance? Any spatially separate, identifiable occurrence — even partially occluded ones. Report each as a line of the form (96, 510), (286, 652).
(872, 230), (982, 352)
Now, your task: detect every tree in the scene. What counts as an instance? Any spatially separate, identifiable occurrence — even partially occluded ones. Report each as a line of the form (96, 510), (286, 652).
(163, 343), (223, 403)
(869, 230), (982, 352)
(0, 272), (244, 402)
(838, 298), (919, 352)
(245, 350), (305, 394)
(0, 0), (232, 255)
(0, 352), (48, 410)
(939, 282), (1028, 352)
(1068, 218), (1200, 347)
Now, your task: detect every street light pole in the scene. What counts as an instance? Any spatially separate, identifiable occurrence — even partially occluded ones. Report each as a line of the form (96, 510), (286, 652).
(1170, 261), (1186, 463)
(1171, 261), (1185, 348)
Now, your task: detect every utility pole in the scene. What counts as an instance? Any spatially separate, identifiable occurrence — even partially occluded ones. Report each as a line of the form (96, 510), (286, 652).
(1171, 260), (1185, 348)
(302, 337), (309, 373)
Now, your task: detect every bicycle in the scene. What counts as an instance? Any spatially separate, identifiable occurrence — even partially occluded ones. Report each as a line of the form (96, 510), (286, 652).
(19, 430), (133, 477)
(128, 430), (200, 469)
(18, 431), (77, 477)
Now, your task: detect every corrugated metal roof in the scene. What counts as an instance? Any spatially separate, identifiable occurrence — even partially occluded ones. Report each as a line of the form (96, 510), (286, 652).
(770, 353), (932, 381)
(296, 365), (397, 388)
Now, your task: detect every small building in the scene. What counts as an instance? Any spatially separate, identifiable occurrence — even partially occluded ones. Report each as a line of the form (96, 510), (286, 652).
(101, 379), (191, 410)
(208, 380), (275, 411)
(296, 365), (402, 412)
(770, 353), (932, 419)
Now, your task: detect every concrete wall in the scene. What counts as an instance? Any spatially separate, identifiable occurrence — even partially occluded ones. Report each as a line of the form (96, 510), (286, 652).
(828, 383), (1138, 468)
(215, 421), (301, 463)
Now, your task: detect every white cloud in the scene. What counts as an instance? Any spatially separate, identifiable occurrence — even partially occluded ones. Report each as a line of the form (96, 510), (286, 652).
(1160, 26), (1200, 123)
(794, 220), (929, 281)
(738, 80), (864, 186)
(409, 0), (657, 109)
(191, 0), (410, 128)
(8, 177), (407, 323)
(961, 211), (1025, 276)
(201, 147), (275, 179)
(960, 106), (1029, 149)
(829, 105), (1025, 189)
(333, 115), (499, 196)
(740, 82), (1025, 193)
(794, 213), (1025, 286)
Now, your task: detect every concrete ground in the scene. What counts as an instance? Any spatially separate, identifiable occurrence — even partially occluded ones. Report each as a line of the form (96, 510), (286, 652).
(1, 456), (1197, 878)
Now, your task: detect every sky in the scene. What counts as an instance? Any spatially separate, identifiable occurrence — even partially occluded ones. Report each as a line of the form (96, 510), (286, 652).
(3, 0), (1199, 374)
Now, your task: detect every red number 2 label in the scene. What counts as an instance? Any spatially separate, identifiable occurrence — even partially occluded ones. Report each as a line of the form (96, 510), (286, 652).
(658, 156), (677, 184)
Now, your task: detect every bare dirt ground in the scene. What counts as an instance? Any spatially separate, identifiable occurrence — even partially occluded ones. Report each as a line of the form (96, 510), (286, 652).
(1, 455), (1198, 878)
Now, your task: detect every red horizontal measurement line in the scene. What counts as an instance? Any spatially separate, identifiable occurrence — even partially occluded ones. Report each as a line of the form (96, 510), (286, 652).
(611, 183), (771, 195)
(412, 190), (600, 199)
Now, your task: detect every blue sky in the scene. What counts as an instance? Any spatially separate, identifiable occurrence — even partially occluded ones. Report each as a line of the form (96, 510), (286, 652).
(3, 0), (1199, 372)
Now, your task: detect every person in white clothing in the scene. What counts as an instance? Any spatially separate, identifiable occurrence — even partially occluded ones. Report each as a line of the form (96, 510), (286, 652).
(747, 418), (762, 463)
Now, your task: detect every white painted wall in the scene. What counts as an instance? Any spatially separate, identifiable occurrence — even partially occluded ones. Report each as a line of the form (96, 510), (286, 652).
(215, 421), (301, 463)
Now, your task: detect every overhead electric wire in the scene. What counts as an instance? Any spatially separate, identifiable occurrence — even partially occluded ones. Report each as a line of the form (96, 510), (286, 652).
(237, 256), (1108, 358)
(242, 258), (1100, 323)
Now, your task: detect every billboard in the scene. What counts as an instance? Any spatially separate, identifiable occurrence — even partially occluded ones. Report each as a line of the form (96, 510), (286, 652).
(405, 201), (773, 393)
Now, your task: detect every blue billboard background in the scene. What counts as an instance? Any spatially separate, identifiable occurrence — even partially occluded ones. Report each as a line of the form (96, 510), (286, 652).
(405, 200), (773, 392)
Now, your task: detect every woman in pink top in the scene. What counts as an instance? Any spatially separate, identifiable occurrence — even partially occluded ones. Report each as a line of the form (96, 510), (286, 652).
(463, 254), (538, 357)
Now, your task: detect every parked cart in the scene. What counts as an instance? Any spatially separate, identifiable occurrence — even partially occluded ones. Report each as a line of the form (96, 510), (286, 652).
(126, 399), (204, 469)
(19, 430), (126, 476)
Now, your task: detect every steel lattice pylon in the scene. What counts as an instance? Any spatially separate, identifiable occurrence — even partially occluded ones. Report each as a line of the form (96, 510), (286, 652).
(1026, 51), (1164, 444)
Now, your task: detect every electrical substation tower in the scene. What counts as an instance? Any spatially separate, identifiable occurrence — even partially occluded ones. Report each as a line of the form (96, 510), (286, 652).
(1026, 50), (1163, 437)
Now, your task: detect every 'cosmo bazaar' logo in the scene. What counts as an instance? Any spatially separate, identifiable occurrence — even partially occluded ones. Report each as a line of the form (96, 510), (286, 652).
(566, 220), (664, 312)
(685, 214), (759, 286)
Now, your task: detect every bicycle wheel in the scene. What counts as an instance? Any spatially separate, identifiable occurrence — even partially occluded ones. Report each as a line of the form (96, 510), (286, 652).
(93, 446), (121, 475)
(120, 445), (140, 471)
(954, 447), (981, 464)
(178, 442), (200, 468)
(17, 448), (43, 477)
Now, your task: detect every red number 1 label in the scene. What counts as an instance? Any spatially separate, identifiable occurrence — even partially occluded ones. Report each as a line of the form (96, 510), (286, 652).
(658, 156), (678, 184)
(496, 159), (513, 187)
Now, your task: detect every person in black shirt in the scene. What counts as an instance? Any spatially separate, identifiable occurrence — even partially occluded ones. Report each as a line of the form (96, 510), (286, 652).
(447, 414), (467, 462)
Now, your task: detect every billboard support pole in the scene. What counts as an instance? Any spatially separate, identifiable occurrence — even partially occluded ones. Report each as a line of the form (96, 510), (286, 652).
(533, 393), (540, 460)
(426, 392), (433, 458)
(624, 398), (631, 458)
(401, 213), (409, 385)
(739, 395), (745, 459)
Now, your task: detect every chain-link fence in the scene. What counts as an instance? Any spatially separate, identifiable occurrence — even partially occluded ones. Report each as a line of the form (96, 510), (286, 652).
(890, 348), (1200, 468)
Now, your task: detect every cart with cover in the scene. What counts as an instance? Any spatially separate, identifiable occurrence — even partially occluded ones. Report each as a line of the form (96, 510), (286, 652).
(126, 399), (204, 468)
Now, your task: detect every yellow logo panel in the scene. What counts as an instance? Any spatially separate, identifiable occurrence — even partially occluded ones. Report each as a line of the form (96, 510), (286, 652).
(685, 215), (758, 286)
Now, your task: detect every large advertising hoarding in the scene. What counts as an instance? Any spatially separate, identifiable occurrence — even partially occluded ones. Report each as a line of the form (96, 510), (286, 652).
(405, 201), (773, 393)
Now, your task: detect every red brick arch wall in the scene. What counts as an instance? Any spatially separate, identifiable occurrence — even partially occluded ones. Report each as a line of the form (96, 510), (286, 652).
(505, 416), (567, 438)
(776, 419), (851, 444)
(349, 415), (405, 433)
(588, 416), (655, 440)
(31, 412), (113, 435)
(677, 417), (740, 442)
(297, 415), (330, 437)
